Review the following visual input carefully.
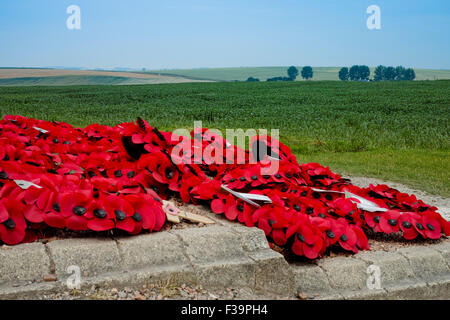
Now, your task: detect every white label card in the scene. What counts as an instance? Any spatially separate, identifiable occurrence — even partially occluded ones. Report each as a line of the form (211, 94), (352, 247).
(14, 180), (42, 190)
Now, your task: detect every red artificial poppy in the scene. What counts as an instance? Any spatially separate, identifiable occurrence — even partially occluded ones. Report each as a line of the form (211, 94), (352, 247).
(84, 197), (115, 232)
(311, 216), (342, 246)
(399, 212), (421, 240)
(351, 224), (370, 250)
(126, 194), (165, 233)
(222, 168), (249, 190)
(421, 211), (442, 239)
(379, 210), (401, 234)
(104, 195), (135, 232)
(291, 223), (324, 259)
(0, 198), (27, 245)
(335, 219), (358, 253)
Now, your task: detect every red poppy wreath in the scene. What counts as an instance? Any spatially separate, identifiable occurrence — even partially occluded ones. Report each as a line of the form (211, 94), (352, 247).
(0, 115), (448, 260)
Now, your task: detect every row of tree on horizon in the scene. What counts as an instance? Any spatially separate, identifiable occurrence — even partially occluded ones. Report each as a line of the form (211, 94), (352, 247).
(246, 65), (416, 82)
(339, 65), (416, 81)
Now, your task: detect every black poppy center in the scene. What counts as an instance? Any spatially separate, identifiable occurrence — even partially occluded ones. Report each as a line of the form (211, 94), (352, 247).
(73, 206), (86, 216)
(306, 208), (314, 215)
(237, 204), (244, 212)
(132, 212), (142, 222)
(340, 234), (348, 242)
(127, 171), (135, 178)
(0, 171), (8, 180)
(93, 208), (107, 219)
(402, 221), (412, 229)
(239, 177), (246, 181)
(87, 171), (97, 178)
(373, 216), (380, 223)
(165, 169), (174, 180)
(53, 203), (60, 212)
(268, 219), (276, 226)
(426, 223), (435, 231)
(416, 222), (424, 230)
(388, 219), (397, 226)
(3, 218), (15, 229)
(274, 174), (282, 179)
(262, 175), (270, 179)
(115, 210), (127, 221)
(251, 175), (258, 180)
(293, 204), (301, 212)
(114, 170), (123, 177)
(296, 233), (305, 242)
(326, 230), (335, 239)
(229, 178), (236, 182)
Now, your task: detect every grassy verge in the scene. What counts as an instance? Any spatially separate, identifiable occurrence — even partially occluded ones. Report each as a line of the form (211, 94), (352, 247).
(300, 149), (449, 197)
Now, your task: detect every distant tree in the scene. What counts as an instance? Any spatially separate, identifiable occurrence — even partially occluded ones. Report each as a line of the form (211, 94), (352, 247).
(246, 77), (260, 82)
(404, 68), (416, 81)
(359, 65), (370, 81)
(349, 65), (360, 81)
(301, 66), (313, 80)
(287, 66), (299, 80)
(267, 76), (291, 82)
(338, 67), (349, 81)
(373, 65), (385, 81)
(395, 66), (407, 80)
(383, 66), (396, 80)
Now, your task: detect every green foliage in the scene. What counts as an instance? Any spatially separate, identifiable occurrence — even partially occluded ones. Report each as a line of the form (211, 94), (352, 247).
(349, 65), (360, 81)
(358, 65), (370, 80)
(266, 76), (291, 82)
(287, 66), (299, 80)
(347, 65), (370, 81)
(301, 66), (313, 80)
(383, 66), (397, 80)
(338, 67), (349, 81)
(246, 77), (260, 82)
(395, 66), (407, 80)
(372, 65), (416, 81)
(405, 68), (416, 81)
(374, 65), (385, 81)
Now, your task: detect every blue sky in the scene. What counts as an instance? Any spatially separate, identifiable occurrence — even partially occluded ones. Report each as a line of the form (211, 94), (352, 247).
(0, 0), (449, 69)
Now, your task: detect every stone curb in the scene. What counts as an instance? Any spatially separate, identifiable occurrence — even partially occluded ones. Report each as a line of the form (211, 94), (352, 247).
(0, 223), (295, 299)
(293, 241), (450, 299)
(1, 216), (449, 299)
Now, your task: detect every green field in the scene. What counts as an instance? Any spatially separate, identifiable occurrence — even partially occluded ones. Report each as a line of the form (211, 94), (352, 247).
(0, 81), (448, 197)
(146, 66), (450, 82)
(0, 75), (194, 86)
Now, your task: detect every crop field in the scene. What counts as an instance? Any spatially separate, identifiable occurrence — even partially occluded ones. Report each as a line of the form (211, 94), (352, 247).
(0, 68), (207, 86)
(145, 66), (450, 82)
(0, 80), (448, 196)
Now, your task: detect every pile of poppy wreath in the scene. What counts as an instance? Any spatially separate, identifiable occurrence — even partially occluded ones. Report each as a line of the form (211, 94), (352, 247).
(0, 115), (449, 260)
